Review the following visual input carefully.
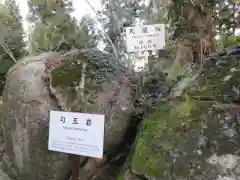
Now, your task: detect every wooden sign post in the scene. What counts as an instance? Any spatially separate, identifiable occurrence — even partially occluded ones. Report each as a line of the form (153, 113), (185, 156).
(48, 111), (105, 180)
(72, 155), (80, 180)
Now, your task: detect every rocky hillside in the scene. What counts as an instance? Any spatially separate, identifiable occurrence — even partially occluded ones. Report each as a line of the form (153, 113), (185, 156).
(0, 45), (239, 180)
(118, 45), (240, 180)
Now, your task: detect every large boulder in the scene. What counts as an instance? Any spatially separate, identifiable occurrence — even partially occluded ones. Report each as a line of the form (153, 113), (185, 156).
(49, 50), (134, 179)
(0, 169), (12, 180)
(1, 52), (71, 180)
(118, 45), (240, 180)
(49, 49), (134, 155)
(1, 48), (134, 180)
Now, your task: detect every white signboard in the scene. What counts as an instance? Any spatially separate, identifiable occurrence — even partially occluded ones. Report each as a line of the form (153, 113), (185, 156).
(48, 110), (105, 159)
(125, 24), (165, 52)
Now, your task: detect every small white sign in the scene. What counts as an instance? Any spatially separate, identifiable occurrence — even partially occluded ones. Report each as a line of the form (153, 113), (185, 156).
(48, 110), (105, 159)
(125, 24), (165, 52)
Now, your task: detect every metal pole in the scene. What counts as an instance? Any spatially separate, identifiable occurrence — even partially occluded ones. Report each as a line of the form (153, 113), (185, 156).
(72, 155), (80, 180)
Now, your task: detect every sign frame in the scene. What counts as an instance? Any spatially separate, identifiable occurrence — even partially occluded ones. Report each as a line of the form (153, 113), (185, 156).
(125, 24), (165, 53)
(48, 110), (105, 158)
(48, 110), (105, 180)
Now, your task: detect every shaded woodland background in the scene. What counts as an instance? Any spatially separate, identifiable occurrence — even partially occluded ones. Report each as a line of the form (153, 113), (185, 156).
(0, 1), (239, 180)
(0, 0), (239, 94)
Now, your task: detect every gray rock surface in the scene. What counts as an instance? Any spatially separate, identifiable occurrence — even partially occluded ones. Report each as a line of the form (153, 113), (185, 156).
(1, 50), (135, 180)
(48, 53), (134, 179)
(2, 53), (70, 180)
(49, 55), (134, 155)
(117, 45), (240, 180)
(0, 169), (12, 180)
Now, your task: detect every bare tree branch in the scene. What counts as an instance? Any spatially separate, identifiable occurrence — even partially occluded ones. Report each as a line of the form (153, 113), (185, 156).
(0, 40), (16, 63)
(0, 25), (17, 63)
(84, 0), (119, 60)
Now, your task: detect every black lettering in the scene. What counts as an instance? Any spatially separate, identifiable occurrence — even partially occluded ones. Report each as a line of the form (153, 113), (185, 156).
(86, 118), (92, 126)
(60, 116), (65, 123)
(72, 117), (78, 124)
(134, 46), (140, 50)
(129, 28), (135, 34)
(67, 136), (76, 141)
(78, 138), (84, 142)
(155, 27), (161, 32)
(142, 27), (148, 33)
(63, 126), (87, 132)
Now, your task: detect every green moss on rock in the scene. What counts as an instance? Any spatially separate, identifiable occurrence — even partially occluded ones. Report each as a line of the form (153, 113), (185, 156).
(117, 142), (138, 180)
(2, 155), (19, 180)
(51, 58), (85, 88)
(127, 97), (240, 179)
(118, 45), (240, 180)
(186, 54), (240, 102)
(131, 97), (210, 178)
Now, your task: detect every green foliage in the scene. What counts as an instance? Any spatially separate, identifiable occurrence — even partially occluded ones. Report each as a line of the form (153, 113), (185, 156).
(4, 0), (26, 57)
(101, 0), (153, 58)
(168, 0), (216, 38)
(0, 0), (26, 58)
(218, 34), (240, 50)
(27, 0), (73, 23)
(29, 16), (90, 53)
(28, 0), (95, 53)
(167, 0), (238, 64)
(0, 0), (26, 93)
(217, 0), (238, 36)
(58, 48), (126, 86)
(80, 15), (99, 48)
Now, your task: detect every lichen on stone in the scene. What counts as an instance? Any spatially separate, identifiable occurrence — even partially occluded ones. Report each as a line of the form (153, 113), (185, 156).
(186, 52), (240, 102)
(131, 96), (208, 178)
(119, 45), (240, 180)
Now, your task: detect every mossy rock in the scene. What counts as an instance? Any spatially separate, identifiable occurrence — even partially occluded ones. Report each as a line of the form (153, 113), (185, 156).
(50, 52), (119, 111)
(186, 46), (240, 102)
(2, 53), (71, 180)
(50, 50), (134, 154)
(50, 55), (101, 111)
(118, 45), (240, 180)
(51, 58), (85, 88)
(119, 98), (240, 179)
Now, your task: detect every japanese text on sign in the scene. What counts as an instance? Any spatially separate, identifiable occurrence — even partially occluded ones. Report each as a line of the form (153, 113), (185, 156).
(48, 110), (105, 158)
(125, 24), (165, 52)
